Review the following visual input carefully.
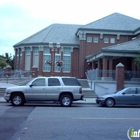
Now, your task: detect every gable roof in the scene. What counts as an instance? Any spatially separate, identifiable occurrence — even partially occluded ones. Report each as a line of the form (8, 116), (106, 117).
(80, 13), (140, 32)
(102, 38), (140, 52)
(86, 38), (140, 61)
(14, 24), (82, 47)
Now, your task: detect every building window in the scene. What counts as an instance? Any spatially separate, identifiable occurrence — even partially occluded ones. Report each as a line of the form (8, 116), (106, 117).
(63, 48), (71, 54)
(63, 55), (71, 72)
(104, 38), (109, 43)
(55, 54), (61, 72)
(63, 48), (71, 72)
(110, 38), (115, 43)
(33, 47), (39, 68)
(25, 47), (31, 70)
(87, 36), (92, 42)
(33, 47), (39, 54)
(44, 47), (50, 53)
(20, 49), (22, 70)
(25, 47), (31, 54)
(43, 47), (51, 72)
(93, 37), (98, 43)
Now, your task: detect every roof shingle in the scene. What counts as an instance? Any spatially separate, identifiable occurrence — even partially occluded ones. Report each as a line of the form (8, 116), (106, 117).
(80, 13), (140, 31)
(102, 38), (140, 52)
(14, 24), (82, 47)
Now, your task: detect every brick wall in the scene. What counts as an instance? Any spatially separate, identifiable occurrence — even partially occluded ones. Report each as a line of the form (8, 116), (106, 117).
(116, 63), (124, 91)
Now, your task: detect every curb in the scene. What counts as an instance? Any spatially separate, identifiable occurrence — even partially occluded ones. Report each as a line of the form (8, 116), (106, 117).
(0, 98), (96, 104)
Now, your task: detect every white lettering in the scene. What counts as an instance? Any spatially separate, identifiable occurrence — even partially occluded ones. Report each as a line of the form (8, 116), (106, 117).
(134, 131), (139, 137)
(133, 130), (140, 137)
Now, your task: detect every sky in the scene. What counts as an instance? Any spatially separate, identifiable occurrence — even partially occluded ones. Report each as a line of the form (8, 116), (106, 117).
(0, 0), (140, 56)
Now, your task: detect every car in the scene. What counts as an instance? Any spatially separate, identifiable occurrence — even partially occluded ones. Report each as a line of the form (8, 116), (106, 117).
(96, 87), (140, 107)
(4, 76), (83, 107)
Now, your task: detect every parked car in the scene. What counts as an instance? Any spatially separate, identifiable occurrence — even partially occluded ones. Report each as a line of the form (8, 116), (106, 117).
(96, 87), (140, 107)
(4, 76), (83, 107)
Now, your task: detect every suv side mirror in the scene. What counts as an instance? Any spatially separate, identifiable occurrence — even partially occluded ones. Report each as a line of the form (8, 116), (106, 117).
(29, 84), (33, 87)
(122, 92), (125, 95)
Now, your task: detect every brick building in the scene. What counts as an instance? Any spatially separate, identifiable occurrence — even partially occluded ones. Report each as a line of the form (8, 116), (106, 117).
(13, 13), (140, 78)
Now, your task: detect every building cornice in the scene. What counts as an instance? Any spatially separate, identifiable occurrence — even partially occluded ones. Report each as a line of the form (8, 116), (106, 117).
(86, 50), (140, 62)
(76, 28), (135, 37)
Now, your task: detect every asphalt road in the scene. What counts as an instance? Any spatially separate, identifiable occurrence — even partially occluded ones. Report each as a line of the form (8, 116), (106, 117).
(0, 102), (140, 140)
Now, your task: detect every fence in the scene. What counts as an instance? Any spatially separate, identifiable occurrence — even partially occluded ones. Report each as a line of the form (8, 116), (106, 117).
(0, 70), (34, 78)
(86, 69), (140, 81)
(85, 69), (98, 80)
(124, 71), (140, 81)
(86, 69), (116, 80)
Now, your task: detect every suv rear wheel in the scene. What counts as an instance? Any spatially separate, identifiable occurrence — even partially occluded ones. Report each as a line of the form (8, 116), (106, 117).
(60, 95), (72, 107)
(11, 94), (24, 106)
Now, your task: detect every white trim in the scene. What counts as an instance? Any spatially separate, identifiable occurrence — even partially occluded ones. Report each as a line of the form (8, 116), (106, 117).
(39, 46), (43, 51)
(93, 37), (98, 43)
(110, 38), (115, 43)
(77, 29), (135, 36)
(87, 52), (139, 62)
(104, 37), (109, 43)
(117, 34), (120, 40)
(87, 36), (92, 42)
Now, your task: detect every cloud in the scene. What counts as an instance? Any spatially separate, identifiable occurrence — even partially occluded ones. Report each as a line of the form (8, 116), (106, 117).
(0, 0), (140, 56)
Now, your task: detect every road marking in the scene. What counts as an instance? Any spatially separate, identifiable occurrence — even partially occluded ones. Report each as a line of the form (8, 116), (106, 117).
(74, 118), (140, 120)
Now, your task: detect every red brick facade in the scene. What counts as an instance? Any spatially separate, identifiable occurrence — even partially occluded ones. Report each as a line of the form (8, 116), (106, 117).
(13, 13), (140, 79)
(14, 33), (139, 79)
(116, 63), (124, 91)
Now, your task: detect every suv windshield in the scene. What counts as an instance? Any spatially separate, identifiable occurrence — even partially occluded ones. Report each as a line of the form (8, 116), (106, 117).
(62, 78), (81, 86)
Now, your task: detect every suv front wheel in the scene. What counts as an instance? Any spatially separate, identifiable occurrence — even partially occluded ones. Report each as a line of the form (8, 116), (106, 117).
(60, 95), (72, 107)
(11, 94), (24, 106)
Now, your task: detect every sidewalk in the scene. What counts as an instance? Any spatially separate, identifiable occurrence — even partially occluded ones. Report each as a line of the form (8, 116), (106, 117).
(0, 97), (96, 103)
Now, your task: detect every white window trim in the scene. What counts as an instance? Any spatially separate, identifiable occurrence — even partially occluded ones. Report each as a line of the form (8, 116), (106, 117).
(93, 37), (98, 43)
(104, 38), (109, 43)
(110, 38), (115, 44)
(43, 54), (51, 72)
(63, 54), (71, 73)
(55, 54), (61, 72)
(87, 36), (92, 43)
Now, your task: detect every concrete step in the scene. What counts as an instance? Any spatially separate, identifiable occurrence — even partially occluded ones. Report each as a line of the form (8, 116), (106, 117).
(78, 79), (90, 88)
(82, 88), (97, 98)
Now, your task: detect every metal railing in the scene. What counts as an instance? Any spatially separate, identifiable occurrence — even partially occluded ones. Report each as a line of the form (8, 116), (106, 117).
(86, 69), (116, 80)
(0, 70), (34, 85)
(0, 70), (33, 78)
(86, 69), (140, 81)
(124, 71), (140, 81)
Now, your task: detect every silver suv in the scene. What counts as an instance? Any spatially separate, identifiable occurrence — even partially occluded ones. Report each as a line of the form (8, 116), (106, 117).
(4, 77), (83, 107)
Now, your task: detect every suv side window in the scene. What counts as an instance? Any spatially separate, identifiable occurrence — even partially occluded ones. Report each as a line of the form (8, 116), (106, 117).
(32, 78), (46, 86)
(48, 78), (60, 86)
(62, 78), (81, 86)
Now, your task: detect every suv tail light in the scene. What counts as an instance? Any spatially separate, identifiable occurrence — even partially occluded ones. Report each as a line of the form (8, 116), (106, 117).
(79, 88), (82, 94)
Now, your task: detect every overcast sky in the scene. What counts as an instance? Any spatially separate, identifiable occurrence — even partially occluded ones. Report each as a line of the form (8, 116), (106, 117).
(1, 0), (140, 56)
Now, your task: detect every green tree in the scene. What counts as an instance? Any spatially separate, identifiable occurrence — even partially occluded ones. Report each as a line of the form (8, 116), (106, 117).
(0, 56), (7, 69)
(0, 53), (14, 69)
(134, 55), (140, 69)
(5, 53), (14, 69)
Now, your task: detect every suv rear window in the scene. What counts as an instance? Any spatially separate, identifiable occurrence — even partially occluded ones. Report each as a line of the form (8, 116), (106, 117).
(62, 78), (81, 86)
(48, 78), (61, 86)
